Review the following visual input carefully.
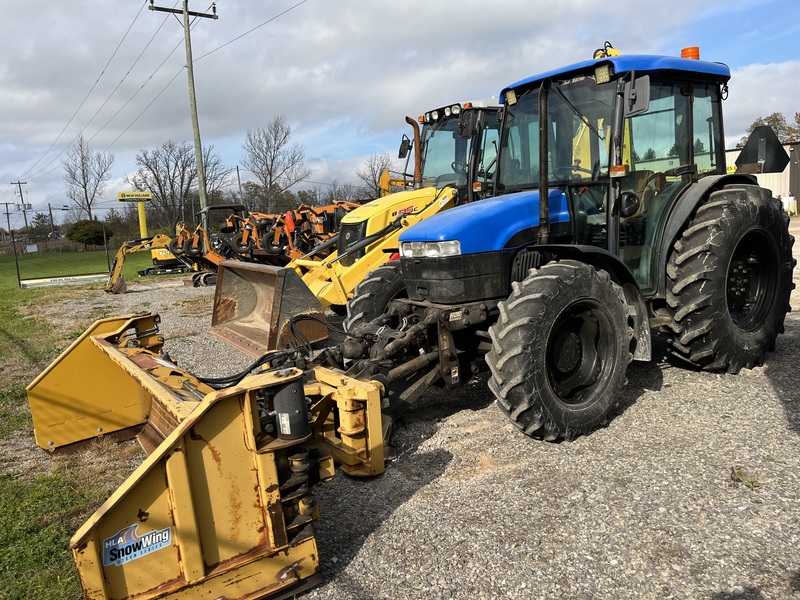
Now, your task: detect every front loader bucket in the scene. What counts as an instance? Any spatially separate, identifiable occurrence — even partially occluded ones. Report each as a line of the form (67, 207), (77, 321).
(27, 313), (386, 600)
(211, 260), (328, 357)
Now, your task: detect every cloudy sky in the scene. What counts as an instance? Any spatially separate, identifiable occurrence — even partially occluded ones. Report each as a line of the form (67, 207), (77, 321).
(0, 0), (798, 229)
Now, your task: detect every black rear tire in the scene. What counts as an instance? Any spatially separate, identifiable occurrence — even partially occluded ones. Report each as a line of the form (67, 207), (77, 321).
(262, 232), (286, 255)
(183, 238), (203, 258)
(168, 237), (184, 256)
(232, 232), (254, 254)
(664, 185), (794, 373)
(344, 262), (407, 334)
(486, 260), (632, 441)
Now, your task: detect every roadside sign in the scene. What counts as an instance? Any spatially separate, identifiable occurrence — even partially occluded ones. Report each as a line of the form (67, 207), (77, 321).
(117, 191), (153, 202)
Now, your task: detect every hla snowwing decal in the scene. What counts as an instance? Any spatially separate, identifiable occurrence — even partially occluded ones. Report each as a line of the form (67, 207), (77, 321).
(102, 523), (171, 566)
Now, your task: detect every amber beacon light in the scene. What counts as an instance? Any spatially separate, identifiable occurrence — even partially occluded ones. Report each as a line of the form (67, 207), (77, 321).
(681, 46), (700, 60)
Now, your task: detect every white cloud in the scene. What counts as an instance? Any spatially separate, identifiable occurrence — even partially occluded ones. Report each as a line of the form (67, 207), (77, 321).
(0, 0), (798, 226)
(724, 61), (800, 145)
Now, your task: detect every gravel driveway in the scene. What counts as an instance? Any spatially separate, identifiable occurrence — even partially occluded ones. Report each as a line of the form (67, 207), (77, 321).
(49, 222), (800, 600)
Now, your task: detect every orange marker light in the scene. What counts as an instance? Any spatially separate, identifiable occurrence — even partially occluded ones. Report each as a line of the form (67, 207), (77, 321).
(681, 46), (700, 60)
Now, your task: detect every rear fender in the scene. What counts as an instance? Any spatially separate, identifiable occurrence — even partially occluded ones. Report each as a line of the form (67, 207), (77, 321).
(656, 173), (757, 297)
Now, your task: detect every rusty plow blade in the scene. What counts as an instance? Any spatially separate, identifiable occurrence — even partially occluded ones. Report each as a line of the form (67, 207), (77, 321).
(26, 312), (386, 600)
(211, 260), (328, 356)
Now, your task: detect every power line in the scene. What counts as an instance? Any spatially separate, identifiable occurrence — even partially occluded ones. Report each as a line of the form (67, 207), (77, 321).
(194, 0), (310, 63)
(24, 1), (312, 184)
(25, 1), (184, 182)
(19, 1), (150, 181)
(103, 67), (185, 152)
(28, 4), (210, 181)
(19, 1), (315, 218)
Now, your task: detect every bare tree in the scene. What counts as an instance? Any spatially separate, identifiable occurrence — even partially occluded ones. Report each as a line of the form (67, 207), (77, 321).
(355, 152), (394, 199)
(62, 133), (115, 219)
(241, 116), (311, 213)
(125, 141), (229, 228)
(319, 181), (361, 204)
(125, 141), (195, 228)
(202, 145), (233, 204)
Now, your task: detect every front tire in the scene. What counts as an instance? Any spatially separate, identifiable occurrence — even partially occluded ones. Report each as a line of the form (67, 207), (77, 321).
(344, 262), (407, 334)
(487, 261), (632, 441)
(664, 185), (794, 373)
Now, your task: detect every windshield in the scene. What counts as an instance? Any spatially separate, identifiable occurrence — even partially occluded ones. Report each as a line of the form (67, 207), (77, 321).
(498, 75), (615, 192)
(420, 116), (470, 187)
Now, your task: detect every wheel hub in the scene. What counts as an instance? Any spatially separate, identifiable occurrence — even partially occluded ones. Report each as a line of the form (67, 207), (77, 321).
(552, 330), (582, 374)
(727, 259), (752, 313)
(547, 310), (602, 401)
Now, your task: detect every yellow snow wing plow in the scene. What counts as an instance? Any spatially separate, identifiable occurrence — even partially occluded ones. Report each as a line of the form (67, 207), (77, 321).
(27, 313), (385, 599)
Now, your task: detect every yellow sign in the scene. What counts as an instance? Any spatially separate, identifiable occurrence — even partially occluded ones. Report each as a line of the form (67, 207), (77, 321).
(117, 191), (153, 202)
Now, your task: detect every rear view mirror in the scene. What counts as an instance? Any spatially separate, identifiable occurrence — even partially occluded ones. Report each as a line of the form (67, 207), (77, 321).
(624, 75), (650, 117)
(398, 135), (412, 159)
(458, 111), (476, 140)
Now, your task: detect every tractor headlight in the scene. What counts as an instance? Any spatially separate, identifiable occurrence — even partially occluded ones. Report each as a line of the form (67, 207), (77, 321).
(400, 240), (461, 258)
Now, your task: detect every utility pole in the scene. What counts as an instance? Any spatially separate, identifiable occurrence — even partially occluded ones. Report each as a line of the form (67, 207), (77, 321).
(11, 181), (29, 230)
(2, 202), (12, 243)
(149, 0), (217, 211)
(2, 201), (21, 287)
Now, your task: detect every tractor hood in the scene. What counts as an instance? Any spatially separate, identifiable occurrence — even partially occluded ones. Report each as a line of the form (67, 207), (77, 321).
(398, 189), (570, 255)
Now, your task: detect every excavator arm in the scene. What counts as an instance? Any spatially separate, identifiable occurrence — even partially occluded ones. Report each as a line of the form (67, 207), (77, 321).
(105, 234), (184, 294)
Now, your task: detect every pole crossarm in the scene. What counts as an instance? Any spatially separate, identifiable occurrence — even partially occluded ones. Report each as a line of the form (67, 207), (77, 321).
(148, 4), (218, 19)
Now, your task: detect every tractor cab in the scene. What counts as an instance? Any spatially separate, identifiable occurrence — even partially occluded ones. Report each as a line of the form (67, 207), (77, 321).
(418, 101), (501, 200)
(496, 54), (732, 293)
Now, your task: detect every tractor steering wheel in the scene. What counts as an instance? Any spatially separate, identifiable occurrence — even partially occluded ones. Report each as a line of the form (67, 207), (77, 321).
(552, 165), (594, 180)
(452, 160), (469, 176)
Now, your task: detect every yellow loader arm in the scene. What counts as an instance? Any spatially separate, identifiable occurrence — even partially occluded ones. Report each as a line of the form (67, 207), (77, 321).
(27, 313), (385, 600)
(210, 186), (458, 357)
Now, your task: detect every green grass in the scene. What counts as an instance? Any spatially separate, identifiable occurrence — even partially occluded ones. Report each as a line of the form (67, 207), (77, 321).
(0, 473), (87, 600)
(0, 251), (157, 600)
(0, 250), (153, 290)
(0, 386), (31, 437)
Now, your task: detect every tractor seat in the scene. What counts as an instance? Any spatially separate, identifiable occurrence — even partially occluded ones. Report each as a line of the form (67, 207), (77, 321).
(620, 169), (662, 216)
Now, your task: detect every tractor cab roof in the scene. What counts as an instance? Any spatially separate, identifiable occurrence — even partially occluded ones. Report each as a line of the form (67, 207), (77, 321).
(500, 54), (731, 100)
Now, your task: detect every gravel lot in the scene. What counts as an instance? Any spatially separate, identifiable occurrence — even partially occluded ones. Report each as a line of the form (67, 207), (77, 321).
(35, 222), (800, 600)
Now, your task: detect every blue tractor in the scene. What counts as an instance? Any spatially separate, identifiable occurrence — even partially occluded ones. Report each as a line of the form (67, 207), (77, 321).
(339, 46), (794, 442)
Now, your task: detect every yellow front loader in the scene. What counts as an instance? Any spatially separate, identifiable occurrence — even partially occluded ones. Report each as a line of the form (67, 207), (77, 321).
(211, 101), (501, 356)
(27, 313), (386, 600)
